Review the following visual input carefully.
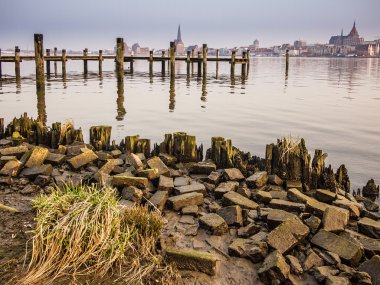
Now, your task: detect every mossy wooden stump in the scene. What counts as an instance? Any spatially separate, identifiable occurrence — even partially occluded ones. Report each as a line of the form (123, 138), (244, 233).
(125, 135), (151, 158)
(156, 132), (202, 163)
(90, 126), (112, 151)
(0, 118), (4, 139)
(206, 137), (237, 169)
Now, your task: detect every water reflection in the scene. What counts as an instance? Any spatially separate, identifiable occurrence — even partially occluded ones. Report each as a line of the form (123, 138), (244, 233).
(36, 84), (47, 124)
(169, 74), (175, 111)
(116, 75), (126, 121)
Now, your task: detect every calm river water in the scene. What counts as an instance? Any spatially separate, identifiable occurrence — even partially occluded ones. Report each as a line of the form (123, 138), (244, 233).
(1, 57), (380, 190)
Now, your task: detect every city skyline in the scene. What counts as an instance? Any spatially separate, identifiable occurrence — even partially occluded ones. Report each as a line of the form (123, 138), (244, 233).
(0, 0), (379, 50)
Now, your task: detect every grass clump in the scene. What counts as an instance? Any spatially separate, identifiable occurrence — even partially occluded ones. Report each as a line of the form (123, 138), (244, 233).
(278, 134), (302, 163)
(14, 184), (178, 285)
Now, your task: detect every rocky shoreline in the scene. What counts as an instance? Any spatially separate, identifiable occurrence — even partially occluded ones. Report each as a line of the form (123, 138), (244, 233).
(0, 113), (380, 284)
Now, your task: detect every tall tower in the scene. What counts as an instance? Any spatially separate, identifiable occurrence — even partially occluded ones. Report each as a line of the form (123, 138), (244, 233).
(175, 24), (184, 55)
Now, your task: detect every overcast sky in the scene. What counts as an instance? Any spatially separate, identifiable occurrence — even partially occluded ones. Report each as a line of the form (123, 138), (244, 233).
(1, 0), (379, 50)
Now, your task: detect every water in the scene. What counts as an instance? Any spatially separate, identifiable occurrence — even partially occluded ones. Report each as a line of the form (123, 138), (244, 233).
(1, 57), (380, 190)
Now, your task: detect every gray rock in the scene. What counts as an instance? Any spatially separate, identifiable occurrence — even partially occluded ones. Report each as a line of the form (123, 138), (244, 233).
(266, 209), (299, 230)
(181, 205), (199, 216)
(286, 255), (303, 275)
(303, 250), (324, 271)
(21, 164), (53, 179)
(315, 189), (337, 204)
(147, 156), (170, 177)
(286, 180), (302, 191)
(174, 182), (206, 195)
(67, 149), (98, 169)
(222, 191), (259, 210)
(268, 175), (283, 186)
(312, 266), (339, 282)
(174, 176), (191, 187)
(246, 171), (268, 188)
(358, 255), (380, 285)
(207, 171), (222, 185)
(237, 223), (261, 238)
(228, 238), (268, 263)
(199, 213), (228, 235)
(158, 175), (174, 192)
(214, 181), (239, 199)
(258, 250), (290, 285)
(269, 199), (305, 213)
(167, 192), (204, 211)
(122, 186), (143, 202)
(148, 190), (168, 211)
(358, 217), (380, 239)
(224, 168), (245, 181)
(189, 161), (216, 175)
(304, 215), (321, 234)
(253, 190), (272, 204)
(216, 205), (243, 226)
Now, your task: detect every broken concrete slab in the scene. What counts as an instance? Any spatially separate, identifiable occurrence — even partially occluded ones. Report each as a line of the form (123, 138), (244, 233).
(199, 213), (228, 235)
(158, 175), (174, 192)
(224, 168), (245, 182)
(146, 156), (170, 177)
(246, 171), (268, 188)
(266, 209), (299, 230)
(167, 192), (204, 211)
(20, 164), (53, 180)
(148, 190), (168, 211)
(67, 149), (98, 170)
(174, 182), (206, 196)
(207, 171), (222, 185)
(214, 181), (239, 199)
(216, 205), (243, 226)
(322, 206), (349, 233)
(358, 217), (380, 239)
(316, 189), (337, 204)
(222, 191), (259, 210)
(269, 199), (305, 213)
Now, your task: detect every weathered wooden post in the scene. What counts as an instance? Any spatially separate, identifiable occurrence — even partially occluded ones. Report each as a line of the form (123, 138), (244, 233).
(161, 50), (165, 75)
(149, 50), (153, 77)
(0, 118), (4, 139)
(197, 52), (202, 77)
(83, 48), (88, 75)
(34, 34), (45, 89)
(230, 50), (236, 77)
(241, 51), (247, 80)
(90, 126), (112, 151)
(167, 48), (170, 71)
(98, 49), (103, 75)
(130, 55), (134, 73)
(46, 48), (51, 77)
(116, 38), (124, 81)
(15, 46), (21, 80)
(61, 49), (67, 79)
(246, 49), (250, 75)
(286, 49), (290, 75)
(191, 49), (195, 75)
(202, 44), (207, 77)
(53, 47), (58, 76)
(170, 41), (175, 77)
(216, 49), (219, 79)
(186, 50), (190, 77)
(0, 49), (2, 79)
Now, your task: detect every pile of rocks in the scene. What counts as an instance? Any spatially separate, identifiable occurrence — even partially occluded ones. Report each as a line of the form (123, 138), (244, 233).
(0, 133), (379, 285)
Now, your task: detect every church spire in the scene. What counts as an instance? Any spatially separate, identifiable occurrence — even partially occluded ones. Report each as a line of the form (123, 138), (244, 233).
(177, 25), (182, 42)
(348, 21), (359, 37)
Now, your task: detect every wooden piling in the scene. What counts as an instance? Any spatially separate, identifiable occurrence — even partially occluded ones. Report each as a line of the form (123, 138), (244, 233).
(230, 50), (236, 77)
(53, 47), (58, 76)
(286, 49), (290, 74)
(61, 49), (67, 79)
(98, 50), (103, 75)
(191, 49), (195, 75)
(197, 52), (202, 77)
(241, 51), (247, 80)
(116, 38), (124, 80)
(0, 118), (4, 139)
(246, 49), (250, 75)
(186, 50), (190, 77)
(202, 44), (207, 77)
(216, 49), (219, 79)
(161, 50), (165, 75)
(170, 41), (175, 77)
(0, 49), (2, 78)
(149, 50), (153, 76)
(83, 48), (88, 75)
(46, 49), (51, 77)
(15, 46), (21, 80)
(130, 55), (134, 74)
(90, 126), (112, 151)
(34, 34), (45, 89)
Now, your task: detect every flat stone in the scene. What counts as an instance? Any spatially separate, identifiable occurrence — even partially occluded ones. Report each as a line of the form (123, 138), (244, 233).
(224, 168), (245, 181)
(269, 199), (305, 213)
(98, 159), (123, 175)
(20, 184), (40, 194)
(313, 266), (339, 282)
(122, 186), (143, 202)
(146, 156), (170, 177)
(287, 188), (312, 203)
(165, 248), (217, 276)
(0, 139), (12, 146)
(258, 250), (290, 285)
(325, 276), (350, 285)
(136, 168), (160, 180)
(303, 250), (324, 271)
(222, 191), (259, 210)
(333, 199), (361, 218)
(181, 205), (199, 216)
(20, 164), (53, 179)
(148, 190), (168, 211)
(311, 229), (362, 265)
(158, 153), (177, 166)
(286, 180), (302, 191)
(304, 215), (321, 234)
(0, 176), (12, 185)
(174, 176), (191, 187)
(45, 152), (66, 165)
(246, 171), (268, 188)
(158, 175), (174, 192)
(168, 192), (204, 211)
(363, 199), (380, 212)
(316, 189), (337, 204)
(199, 213), (228, 235)
(174, 182), (206, 196)
(112, 174), (148, 189)
(179, 215), (196, 225)
(67, 149), (98, 169)
(110, 149), (122, 158)
(286, 255), (303, 275)
(216, 205), (243, 226)
(126, 153), (143, 168)
(0, 159), (22, 177)
(237, 184), (251, 198)
(268, 175), (283, 186)
(66, 144), (87, 156)
(306, 198), (330, 218)
(253, 190), (272, 204)
(24, 146), (49, 168)
(214, 181), (238, 199)
(0, 145), (28, 157)
(266, 209), (299, 230)
(237, 223), (261, 238)
(228, 238), (268, 263)
(267, 217), (310, 254)
(322, 206), (349, 233)
(189, 161), (216, 175)
(342, 229), (380, 255)
(358, 217), (380, 239)
(207, 171), (222, 185)
(358, 255), (380, 285)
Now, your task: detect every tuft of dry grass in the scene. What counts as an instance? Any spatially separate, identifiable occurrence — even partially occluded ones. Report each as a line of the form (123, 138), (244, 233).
(278, 134), (301, 163)
(12, 184), (178, 285)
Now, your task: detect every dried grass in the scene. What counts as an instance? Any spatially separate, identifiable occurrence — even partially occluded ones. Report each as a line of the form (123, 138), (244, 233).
(278, 134), (301, 163)
(12, 184), (178, 285)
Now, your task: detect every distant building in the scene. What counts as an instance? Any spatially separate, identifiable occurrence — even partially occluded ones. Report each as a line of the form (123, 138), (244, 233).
(329, 22), (364, 46)
(355, 42), (380, 56)
(248, 39), (259, 53)
(294, 40), (307, 49)
(175, 25), (185, 55)
(186, 45), (199, 55)
(132, 43), (140, 54)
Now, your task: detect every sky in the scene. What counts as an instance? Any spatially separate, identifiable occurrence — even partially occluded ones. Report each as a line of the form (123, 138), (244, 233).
(1, 0), (379, 50)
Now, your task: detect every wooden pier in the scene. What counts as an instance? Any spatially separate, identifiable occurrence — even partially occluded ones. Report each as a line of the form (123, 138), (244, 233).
(0, 34), (250, 80)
